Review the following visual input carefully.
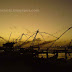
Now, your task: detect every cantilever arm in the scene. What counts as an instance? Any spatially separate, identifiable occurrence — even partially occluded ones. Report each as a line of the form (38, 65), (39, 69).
(48, 26), (72, 48)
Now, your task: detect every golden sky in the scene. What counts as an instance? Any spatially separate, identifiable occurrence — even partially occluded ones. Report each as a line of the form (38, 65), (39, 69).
(0, 0), (72, 43)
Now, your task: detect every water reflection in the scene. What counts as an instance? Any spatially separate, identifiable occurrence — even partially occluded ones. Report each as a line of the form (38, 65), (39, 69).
(38, 53), (72, 59)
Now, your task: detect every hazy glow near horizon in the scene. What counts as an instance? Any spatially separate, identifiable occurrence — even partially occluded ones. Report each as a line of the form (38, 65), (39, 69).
(0, 0), (72, 43)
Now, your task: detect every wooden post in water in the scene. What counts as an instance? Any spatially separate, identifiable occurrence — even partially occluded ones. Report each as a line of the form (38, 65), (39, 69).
(46, 48), (48, 59)
(65, 47), (67, 59)
(38, 46), (40, 58)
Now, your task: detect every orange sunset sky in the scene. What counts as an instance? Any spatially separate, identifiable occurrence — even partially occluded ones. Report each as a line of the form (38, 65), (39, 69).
(0, 0), (72, 45)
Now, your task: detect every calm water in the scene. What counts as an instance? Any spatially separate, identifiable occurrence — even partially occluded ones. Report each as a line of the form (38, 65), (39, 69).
(38, 53), (72, 59)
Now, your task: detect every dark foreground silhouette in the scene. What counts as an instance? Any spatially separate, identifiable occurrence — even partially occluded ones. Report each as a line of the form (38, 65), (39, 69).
(0, 53), (72, 72)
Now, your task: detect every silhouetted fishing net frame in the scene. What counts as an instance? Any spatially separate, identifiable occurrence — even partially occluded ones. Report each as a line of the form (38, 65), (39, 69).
(46, 26), (72, 49)
(18, 29), (59, 48)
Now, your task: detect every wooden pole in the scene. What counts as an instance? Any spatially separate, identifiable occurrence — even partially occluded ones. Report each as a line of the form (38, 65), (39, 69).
(65, 48), (67, 59)
(46, 48), (48, 59)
